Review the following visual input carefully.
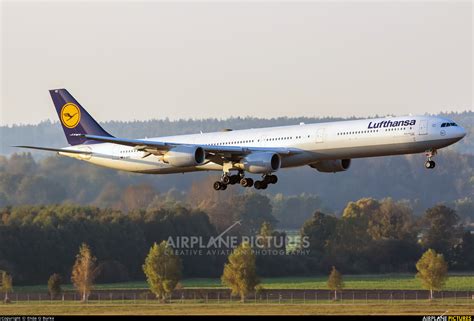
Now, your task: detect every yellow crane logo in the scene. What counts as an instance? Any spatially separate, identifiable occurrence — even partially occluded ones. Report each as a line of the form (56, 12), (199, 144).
(60, 103), (81, 128)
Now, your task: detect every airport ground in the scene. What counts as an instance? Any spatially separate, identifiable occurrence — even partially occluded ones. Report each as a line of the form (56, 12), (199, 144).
(1, 300), (473, 315)
(13, 274), (474, 292)
(3, 274), (473, 315)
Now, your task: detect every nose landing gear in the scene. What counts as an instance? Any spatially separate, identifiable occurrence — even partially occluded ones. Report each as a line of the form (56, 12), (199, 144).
(424, 160), (436, 169)
(424, 149), (437, 169)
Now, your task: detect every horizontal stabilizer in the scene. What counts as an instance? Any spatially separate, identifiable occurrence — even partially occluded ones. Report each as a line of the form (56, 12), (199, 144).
(14, 145), (92, 154)
(81, 134), (169, 149)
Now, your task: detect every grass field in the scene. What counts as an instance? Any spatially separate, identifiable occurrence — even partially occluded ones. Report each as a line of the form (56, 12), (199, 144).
(15, 274), (474, 293)
(0, 301), (473, 315)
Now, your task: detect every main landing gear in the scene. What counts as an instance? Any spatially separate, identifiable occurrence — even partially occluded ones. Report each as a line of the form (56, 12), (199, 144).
(213, 173), (278, 191)
(254, 174), (278, 190)
(213, 172), (243, 191)
(424, 149), (437, 169)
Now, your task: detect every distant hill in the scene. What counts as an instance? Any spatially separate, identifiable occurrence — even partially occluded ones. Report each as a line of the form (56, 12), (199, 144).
(1, 111), (472, 156)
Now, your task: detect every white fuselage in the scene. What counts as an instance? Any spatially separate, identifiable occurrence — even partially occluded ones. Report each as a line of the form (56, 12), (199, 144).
(60, 115), (466, 175)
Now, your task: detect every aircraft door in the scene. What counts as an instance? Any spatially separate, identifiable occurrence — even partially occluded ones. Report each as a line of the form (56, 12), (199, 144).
(418, 120), (428, 135)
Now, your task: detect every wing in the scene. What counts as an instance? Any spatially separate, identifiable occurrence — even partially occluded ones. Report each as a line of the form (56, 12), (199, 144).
(80, 134), (300, 164)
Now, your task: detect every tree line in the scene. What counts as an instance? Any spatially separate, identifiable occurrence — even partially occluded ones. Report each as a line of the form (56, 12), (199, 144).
(0, 196), (472, 285)
(0, 152), (473, 227)
(299, 199), (473, 274)
(1, 240), (450, 303)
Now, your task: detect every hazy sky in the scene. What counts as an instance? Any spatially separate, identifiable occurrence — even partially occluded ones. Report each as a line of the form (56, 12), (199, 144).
(1, 1), (472, 125)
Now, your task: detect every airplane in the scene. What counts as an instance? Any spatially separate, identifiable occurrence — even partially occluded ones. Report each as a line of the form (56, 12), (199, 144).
(16, 89), (466, 191)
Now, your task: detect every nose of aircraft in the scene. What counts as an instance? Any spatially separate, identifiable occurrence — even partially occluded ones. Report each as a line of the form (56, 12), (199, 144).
(458, 126), (467, 139)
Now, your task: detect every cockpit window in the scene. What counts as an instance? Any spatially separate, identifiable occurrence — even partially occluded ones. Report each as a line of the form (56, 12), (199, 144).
(441, 122), (458, 127)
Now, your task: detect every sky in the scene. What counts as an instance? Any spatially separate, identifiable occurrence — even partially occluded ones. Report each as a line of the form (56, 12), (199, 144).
(1, 0), (472, 125)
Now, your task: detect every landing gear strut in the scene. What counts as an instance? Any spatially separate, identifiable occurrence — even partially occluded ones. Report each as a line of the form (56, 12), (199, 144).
(424, 149), (437, 169)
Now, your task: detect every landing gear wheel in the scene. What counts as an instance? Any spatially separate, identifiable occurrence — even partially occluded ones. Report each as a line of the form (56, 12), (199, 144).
(246, 178), (254, 187)
(424, 149), (437, 170)
(240, 177), (254, 188)
(213, 181), (224, 190)
(230, 175), (240, 185)
(221, 175), (231, 185)
(220, 183), (227, 190)
(267, 175), (278, 184)
(425, 160), (436, 169)
(254, 180), (268, 190)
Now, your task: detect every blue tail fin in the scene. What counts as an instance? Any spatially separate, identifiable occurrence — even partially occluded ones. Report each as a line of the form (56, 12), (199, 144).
(50, 89), (113, 145)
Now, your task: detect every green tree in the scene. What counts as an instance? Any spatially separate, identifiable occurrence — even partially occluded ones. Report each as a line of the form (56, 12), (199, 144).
(1, 271), (13, 303)
(327, 266), (344, 300)
(258, 221), (273, 249)
(15, 176), (66, 205)
(257, 221), (286, 250)
(454, 197), (474, 224)
(47, 273), (62, 299)
(330, 216), (373, 272)
(187, 176), (239, 233)
(301, 211), (338, 255)
(221, 241), (260, 302)
(421, 205), (461, 258)
(452, 231), (474, 270)
(71, 243), (99, 302)
(238, 194), (276, 235)
(367, 198), (416, 241)
(338, 199), (377, 252)
(342, 198), (380, 219)
(416, 249), (448, 300)
(6, 153), (36, 175)
(143, 241), (182, 302)
(271, 193), (324, 229)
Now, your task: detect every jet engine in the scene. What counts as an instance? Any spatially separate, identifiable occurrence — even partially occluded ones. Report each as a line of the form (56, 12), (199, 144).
(309, 159), (351, 173)
(163, 146), (205, 167)
(240, 152), (281, 173)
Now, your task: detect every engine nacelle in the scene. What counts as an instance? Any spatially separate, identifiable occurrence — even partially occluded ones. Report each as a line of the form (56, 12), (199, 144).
(309, 159), (351, 173)
(163, 146), (205, 167)
(240, 152), (281, 174)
